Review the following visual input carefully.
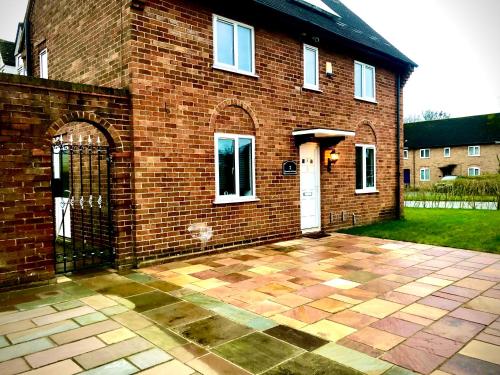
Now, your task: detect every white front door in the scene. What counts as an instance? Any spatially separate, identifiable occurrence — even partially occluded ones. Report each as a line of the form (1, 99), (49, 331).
(300, 142), (321, 232)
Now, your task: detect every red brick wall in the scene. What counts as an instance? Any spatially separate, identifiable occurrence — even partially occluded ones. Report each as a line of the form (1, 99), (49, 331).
(126, 0), (404, 265)
(0, 74), (133, 288)
(28, 0), (130, 87)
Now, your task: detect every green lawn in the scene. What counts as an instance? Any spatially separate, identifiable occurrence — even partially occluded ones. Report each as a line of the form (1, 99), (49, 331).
(339, 208), (500, 253)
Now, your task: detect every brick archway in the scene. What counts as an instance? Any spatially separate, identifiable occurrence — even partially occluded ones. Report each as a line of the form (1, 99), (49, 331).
(209, 98), (260, 131)
(355, 120), (378, 144)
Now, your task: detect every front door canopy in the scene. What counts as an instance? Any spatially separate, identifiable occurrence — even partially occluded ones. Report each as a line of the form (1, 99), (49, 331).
(292, 128), (355, 146)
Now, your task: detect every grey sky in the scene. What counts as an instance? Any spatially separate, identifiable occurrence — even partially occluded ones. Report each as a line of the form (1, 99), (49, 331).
(1, 0), (500, 118)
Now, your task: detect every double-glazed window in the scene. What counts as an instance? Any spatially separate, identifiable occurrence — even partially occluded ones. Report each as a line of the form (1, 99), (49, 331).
(420, 148), (430, 159)
(303, 44), (319, 90)
(443, 147), (451, 158)
(39, 49), (48, 79)
(213, 15), (255, 75)
(355, 144), (376, 193)
(468, 145), (480, 156)
(354, 61), (375, 101)
(215, 133), (256, 203)
(403, 148), (408, 159)
(420, 168), (430, 181)
(468, 167), (480, 176)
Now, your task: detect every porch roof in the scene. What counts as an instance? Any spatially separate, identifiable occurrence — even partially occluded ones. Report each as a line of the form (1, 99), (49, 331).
(292, 128), (355, 138)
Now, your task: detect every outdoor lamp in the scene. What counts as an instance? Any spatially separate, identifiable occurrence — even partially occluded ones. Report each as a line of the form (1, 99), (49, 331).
(327, 149), (339, 172)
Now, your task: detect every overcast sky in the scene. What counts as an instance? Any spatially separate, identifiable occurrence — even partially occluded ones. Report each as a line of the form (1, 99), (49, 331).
(1, 0), (500, 119)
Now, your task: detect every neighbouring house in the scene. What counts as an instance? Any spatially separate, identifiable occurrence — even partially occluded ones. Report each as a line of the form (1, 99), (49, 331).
(0, 39), (16, 74)
(403, 113), (500, 187)
(13, 23), (27, 75)
(0, 0), (416, 287)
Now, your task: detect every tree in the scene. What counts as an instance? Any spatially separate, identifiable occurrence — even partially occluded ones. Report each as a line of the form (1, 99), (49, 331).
(404, 110), (451, 123)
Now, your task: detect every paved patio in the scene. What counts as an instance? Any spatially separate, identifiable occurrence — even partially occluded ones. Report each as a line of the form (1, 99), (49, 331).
(0, 233), (499, 374)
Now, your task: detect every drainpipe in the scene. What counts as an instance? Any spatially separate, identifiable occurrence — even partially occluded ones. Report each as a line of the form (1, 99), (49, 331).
(396, 73), (402, 219)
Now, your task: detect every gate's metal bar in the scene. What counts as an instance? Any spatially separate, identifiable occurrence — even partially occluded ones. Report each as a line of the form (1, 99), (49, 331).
(88, 138), (95, 265)
(106, 148), (114, 261)
(79, 137), (86, 267)
(70, 142), (76, 271)
(98, 141), (103, 260)
(59, 140), (67, 273)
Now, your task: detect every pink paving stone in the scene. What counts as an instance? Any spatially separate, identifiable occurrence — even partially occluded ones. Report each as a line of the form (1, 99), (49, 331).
(381, 291), (420, 305)
(327, 310), (378, 329)
(346, 326), (405, 351)
(0, 357), (30, 375)
(281, 305), (330, 324)
(418, 295), (463, 311)
(381, 344), (446, 374)
(475, 332), (500, 345)
(432, 291), (469, 303)
(404, 331), (463, 358)
(190, 270), (222, 280)
(204, 286), (235, 299)
(295, 284), (337, 299)
(396, 267), (433, 278)
(437, 267), (475, 278)
(370, 316), (424, 337)
(482, 289), (500, 299)
(448, 307), (497, 325)
(337, 337), (384, 358)
(359, 279), (402, 295)
(424, 316), (485, 343)
(337, 287), (378, 301)
(441, 285), (482, 299)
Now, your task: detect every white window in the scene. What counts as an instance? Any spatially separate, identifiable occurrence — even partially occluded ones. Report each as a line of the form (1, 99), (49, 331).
(39, 49), (48, 79)
(403, 148), (408, 160)
(355, 144), (376, 193)
(214, 133), (256, 203)
(354, 61), (376, 102)
(16, 55), (25, 75)
(213, 15), (255, 76)
(303, 44), (319, 90)
(468, 167), (480, 176)
(420, 168), (430, 181)
(420, 148), (430, 159)
(443, 147), (451, 158)
(468, 145), (480, 156)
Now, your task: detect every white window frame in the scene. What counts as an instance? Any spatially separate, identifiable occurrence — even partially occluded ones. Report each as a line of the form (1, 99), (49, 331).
(303, 43), (319, 91)
(39, 48), (48, 79)
(420, 148), (430, 159)
(403, 148), (408, 160)
(355, 144), (377, 194)
(420, 168), (430, 181)
(212, 14), (256, 77)
(443, 147), (451, 158)
(354, 60), (376, 102)
(468, 167), (480, 176)
(468, 145), (480, 157)
(214, 133), (257, 204)
(16, 54), (25, 75)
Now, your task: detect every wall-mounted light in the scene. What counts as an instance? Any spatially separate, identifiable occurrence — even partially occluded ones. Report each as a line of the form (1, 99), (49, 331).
(327, 148), (339, 172)
(326, 62), (333, 77)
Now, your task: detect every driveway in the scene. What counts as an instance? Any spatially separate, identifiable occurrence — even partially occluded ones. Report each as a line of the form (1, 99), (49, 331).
(0, 233), (499, 374)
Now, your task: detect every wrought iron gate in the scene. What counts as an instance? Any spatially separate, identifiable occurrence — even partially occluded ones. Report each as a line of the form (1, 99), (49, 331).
(52, 135), (115, 273)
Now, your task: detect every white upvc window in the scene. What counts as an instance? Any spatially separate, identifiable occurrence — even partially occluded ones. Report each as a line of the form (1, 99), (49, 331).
(303, 44), (319, 90)
(468, 145), (480, 156)
(214, 133), (257, 204)
(213, 14), (255, 76)
(468, 167), (480, 176)
(16, 54), (25, 75)
(420, 148), (430, 159)
(443, 147), (451, 158)
(403, 148), (408, 159)
(354, 61), (376, 102)
(39, 49), (48, 79)
(355, 144), (377, 193)
(420, 168), (430, 181)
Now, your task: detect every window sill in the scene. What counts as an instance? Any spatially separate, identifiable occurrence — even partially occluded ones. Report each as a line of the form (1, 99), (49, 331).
(213, 196), (260, 205)
(420, 157), (430, 159)
(468, 155), (480, 157)
(354, 96), (377, 104)
(302, 85), (322, 93)
(212, 64), (259, 78)
(355, 189), (379, 195)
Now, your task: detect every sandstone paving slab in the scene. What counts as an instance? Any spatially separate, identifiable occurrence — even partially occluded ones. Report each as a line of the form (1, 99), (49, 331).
(25, 336), (106, 368)
(0, 357), (31, 375)
(50, 319), (121, 345)
(403, 331), (463, 358)
(187, 353), (251, 375)
(448, 307), (497, 325)
(125, 291), (179, 313)
(440, 353), (500, 375)
(263, 324), (328, 351)
(21, 359), (82, 375)
(314, 342), (392, 375)
(458, 340), (500, 365)
(0, 337), (55, 362)
(128, 347), (173, 369)
(80, 294), (118, 310)
(112, 310), (153, 331)
(424, 316), (484, 343)
(0, 319), (36, 336)
(351, 298), (404, 319)
(0, 306), (56, 325)
(79, 358), (138, 375)
(464, 296), (500, 315)
(98, 327), (136, 344)
(7, 319), (78, 344)
(32, 305), (95, 326)
(381, 344), (446, 374)
(53, 300), (85, 311)
(136, 324), (187, 351)
(302, 319), (357, 342)
(400, 303), (448, 321)
(168, 343), (208, 363)
(138, 359), (195, 375)
(346, 326), (405, 351)
(74, 336), (153, 369)
(74, 311), (108, 326)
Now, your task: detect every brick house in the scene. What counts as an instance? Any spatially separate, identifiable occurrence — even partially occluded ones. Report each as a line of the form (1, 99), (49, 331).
(403, 113), (500, 187)
(1, 0), (416, 286)
(0, 39), (16, 74)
